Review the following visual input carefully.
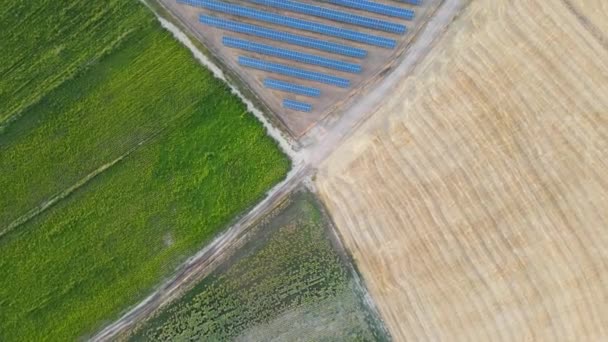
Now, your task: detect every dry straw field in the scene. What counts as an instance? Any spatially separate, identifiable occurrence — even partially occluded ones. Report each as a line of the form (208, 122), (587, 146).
(317, 0), (608, 340)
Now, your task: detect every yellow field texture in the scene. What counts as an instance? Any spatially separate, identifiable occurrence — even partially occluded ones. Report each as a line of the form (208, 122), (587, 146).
(317, 0), (608, 340)
(569, 0), (608, 37)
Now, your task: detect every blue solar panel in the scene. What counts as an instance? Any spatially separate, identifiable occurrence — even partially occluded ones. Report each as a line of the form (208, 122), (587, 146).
(324, 0), (415, 20)
(181, 0), (396, 48)
(283, 99), (313, 112)
(199, 15), (367, 58)
(398, 0), (423, 5)
(264, 78), (321, 97)
(238, 56), (350, 88)
(246, 0), (407, 33)
(223, 37), (361, 74)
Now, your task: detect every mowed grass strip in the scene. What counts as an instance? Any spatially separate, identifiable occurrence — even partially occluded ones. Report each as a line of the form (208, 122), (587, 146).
(0, 1), (289, 341)
(0, 0), (147, 126)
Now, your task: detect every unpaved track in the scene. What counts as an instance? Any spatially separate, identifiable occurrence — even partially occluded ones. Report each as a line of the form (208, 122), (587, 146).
(91, 0), (462, 340)
(91, 164), (308, 341)
(317, 0), (608, 340)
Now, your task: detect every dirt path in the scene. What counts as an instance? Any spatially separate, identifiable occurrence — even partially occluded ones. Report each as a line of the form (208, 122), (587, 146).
(91, 164), (308, 341)
(91, 1), (463, 340)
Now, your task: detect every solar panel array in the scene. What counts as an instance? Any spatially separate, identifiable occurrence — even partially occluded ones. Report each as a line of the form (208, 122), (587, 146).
(247, 0), (407, 34)
(239, 56), (350, 88)
(224, 37), (361, 74)
(186, 0), (397, 48)
(200, 15), (367, 58)
(283, 99), (313, 112)
(323, 0), (415, 19)
(265, 78), (321, 97)
(178, 0), (422, 112)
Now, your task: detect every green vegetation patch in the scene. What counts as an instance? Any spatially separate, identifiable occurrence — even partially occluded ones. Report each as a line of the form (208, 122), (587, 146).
(0, 0), (148, 126)
(0, 0), (289, 341)
(131, 192), (388, 341)
(0, 1), (200, 230)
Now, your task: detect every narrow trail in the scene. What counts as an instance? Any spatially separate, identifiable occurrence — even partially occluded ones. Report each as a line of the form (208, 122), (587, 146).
(91, 0), (464, 340)
(1, 134), (154, 239)
(91, 164), (308, 341)
(1, 153), (127, 238)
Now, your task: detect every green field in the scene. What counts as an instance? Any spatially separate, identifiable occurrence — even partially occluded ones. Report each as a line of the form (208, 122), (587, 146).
(0, 1), (289, 341)
(130, 192), (388, 341)
(0, 1), (148, 128)
(0, 0), (211, 231)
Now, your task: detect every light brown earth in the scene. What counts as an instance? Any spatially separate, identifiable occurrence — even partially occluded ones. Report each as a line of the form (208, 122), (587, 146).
(317, 0), (608, 340)
(567, 0), (608, 38)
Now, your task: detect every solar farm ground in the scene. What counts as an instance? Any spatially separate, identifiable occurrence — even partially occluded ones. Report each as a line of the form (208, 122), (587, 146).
(317, 0), (608, 340)
(0, 1), (289, 340)
(159, 0), (444, 139)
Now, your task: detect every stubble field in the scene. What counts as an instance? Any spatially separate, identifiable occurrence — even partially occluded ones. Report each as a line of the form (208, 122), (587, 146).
(317, 0), (608, 340)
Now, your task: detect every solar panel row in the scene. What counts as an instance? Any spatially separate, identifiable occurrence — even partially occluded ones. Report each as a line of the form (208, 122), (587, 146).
(239, 56), (350, 88)
(397, 0), (423, 5)
(185, 0), (423, 113)
(264, 78), (321, 97)
(323, 0), (414, 20)
(283, 99), (313, 112)
(182, 0), (397, 48)
(247, 0), (407, 34)
(200, 15), (367, 59)
(223, 37), (362, 74)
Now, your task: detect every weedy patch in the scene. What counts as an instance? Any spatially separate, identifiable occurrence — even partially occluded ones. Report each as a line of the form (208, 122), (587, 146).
(130, 192), (388, 341)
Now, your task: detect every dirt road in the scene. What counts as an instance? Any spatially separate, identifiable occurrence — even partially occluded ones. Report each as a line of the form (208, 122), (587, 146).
(91, 0), (463, 340)
(91, 164), (308, 341)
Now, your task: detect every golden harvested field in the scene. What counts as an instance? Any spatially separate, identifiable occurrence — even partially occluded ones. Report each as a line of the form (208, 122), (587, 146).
(568, 0), (608, 37)
(317, 0), (608, 340)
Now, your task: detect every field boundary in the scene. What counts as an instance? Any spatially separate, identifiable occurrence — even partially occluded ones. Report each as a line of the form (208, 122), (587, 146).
(90, 164), (308, 341)
(143, 0), (301, 153)
(91, 0), (465, 338)
(306, 184), (392, 341)
(0, 29), (137, 135)
(1, 149), (131, 238)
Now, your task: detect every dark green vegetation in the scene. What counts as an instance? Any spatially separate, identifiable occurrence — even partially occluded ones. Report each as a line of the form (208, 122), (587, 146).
(0, 1), (289, 341)
(131, 192), (388, 341)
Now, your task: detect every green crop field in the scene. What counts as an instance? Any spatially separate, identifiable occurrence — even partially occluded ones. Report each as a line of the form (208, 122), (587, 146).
(0, 1), (148, 128)
(0, 1), (289, 341)
(0, 0), (218, 231)
(130, 192), (388, 341)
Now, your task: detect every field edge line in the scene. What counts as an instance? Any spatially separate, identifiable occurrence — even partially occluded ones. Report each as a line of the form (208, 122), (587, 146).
(139, 0), (299, 162)
(0, 136), (152, 239)
(0, 28), (138, 135)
